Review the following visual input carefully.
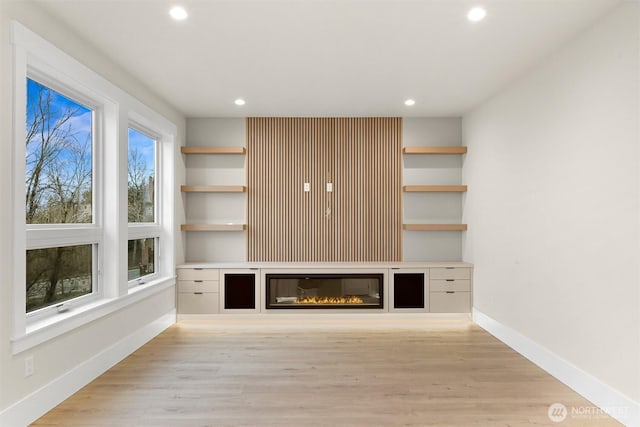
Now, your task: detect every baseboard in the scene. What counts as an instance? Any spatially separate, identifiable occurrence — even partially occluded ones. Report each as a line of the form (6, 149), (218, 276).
(0, 310), (176, 427)
(177, 312), (472, 321)
(473, 308), (640, 427)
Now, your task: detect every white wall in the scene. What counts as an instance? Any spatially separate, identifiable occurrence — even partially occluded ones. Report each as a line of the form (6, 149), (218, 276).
(182, 117), (467, 263)
(184, 118), (247, 262)
(403, 118), (464, 261)
(463, 1), (639, 407)
(0, 1), (186, 423)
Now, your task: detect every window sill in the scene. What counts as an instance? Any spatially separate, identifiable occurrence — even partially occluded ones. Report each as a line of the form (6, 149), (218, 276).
(12, 276), (175, 355)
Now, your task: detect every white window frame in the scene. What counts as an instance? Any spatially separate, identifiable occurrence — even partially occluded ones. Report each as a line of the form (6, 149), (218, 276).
(21, 63), (107, 325)
(127, 123), (161, 287)
(11, 22), (176, 354)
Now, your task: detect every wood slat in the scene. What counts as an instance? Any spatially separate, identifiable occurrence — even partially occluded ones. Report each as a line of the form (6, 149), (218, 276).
(402, 146), (467, 154)
(180, 185), (246, 193)
(403, 224), (468, 231)
(181, 224), (246, 231)
(403, 185), (468, 192)
(247, 118), (402, 262)
(180, 146), (246, 154)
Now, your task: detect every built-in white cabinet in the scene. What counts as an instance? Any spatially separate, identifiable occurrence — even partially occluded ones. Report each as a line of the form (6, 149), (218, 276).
(390, 267), (472, 313)
(176, 264), (472, 315)
(177, 268), (220, 314)
(429, 267), (472, 313)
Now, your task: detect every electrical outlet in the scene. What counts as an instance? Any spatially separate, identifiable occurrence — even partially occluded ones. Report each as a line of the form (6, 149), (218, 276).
(25, 355), (34, 377)
(326, 182), (333, 192)
(304, 182), (310, 192)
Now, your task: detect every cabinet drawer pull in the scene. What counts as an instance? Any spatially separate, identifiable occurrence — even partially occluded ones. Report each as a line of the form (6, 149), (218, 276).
(194, 280), (203, 283)
(445, 267), (454, 269)
(446, 279), (454, 282)
(446, 291), (455, 294)
(194, 268), (203, 270)
(194, 292), (203, 295)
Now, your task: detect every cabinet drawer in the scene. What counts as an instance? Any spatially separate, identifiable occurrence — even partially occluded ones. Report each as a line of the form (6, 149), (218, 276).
(177, 280), (219, 293)
(430, 279), (471, 292)
(429, 291), (471, 313)
(178, 292), (219, 314)
(177, 268), (219, 281)
(430, 268), (471, 280)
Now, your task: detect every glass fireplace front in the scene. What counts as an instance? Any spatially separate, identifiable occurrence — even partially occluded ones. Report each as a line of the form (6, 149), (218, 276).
(266, 273), (383, 309)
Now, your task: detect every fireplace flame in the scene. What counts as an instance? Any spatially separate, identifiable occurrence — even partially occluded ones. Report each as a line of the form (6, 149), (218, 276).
(296, 296), (364, 305)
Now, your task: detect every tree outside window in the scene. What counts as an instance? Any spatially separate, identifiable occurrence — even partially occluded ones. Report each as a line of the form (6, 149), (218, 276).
(128, 128), (155, 223)
(128, 129), (156, 282)
(25, 78), (94, 312)
(127, 238), (155, 281)
(26, 79), (92, 225)
(26, 245), (92, 312)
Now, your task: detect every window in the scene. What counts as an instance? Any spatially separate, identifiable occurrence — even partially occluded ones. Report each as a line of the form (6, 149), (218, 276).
(26, 79), (93, 224)
(25, 78), (100, 314)
(26, 244), (94, 312)
(128, 128), (155, 223)
(127, 238), (155, 281)
(128, 127), (159, 285)
(12, 22), (176, 353)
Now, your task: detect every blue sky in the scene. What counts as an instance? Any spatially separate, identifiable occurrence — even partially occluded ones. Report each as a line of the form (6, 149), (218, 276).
(128, 128), (155, 178)
(26, 78), (155, 180)
(26, 78), (92, 144)
(26, 78), (92, 130)
(26, 78), (92, 188)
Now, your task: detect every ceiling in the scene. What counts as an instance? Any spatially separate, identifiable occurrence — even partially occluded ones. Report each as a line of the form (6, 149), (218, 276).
(33, 0), (620, 118)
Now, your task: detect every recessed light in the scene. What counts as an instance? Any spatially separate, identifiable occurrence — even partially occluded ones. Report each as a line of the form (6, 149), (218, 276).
(404, 99), (416, 106)
(169, 6), (188, 21)
(467, 6), (487, 22)
(234, 98), (246, 106)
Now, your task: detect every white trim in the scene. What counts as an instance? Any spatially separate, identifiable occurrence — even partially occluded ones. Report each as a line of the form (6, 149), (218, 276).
(177, 312), (472, 322)
(0, 310), (175, 427)
(25, 227), (102, 249)
(127, 224), (161, 240)
(13, 277), (175, 354)
(12, 25), (28, 340)
(473, 308), (640, 427)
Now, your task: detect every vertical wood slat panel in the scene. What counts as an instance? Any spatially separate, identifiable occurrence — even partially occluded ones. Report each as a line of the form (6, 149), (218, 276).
(247, 117), (401, 262)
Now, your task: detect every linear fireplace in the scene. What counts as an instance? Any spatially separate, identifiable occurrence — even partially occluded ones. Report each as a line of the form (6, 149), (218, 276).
(266, 273), (383, 309)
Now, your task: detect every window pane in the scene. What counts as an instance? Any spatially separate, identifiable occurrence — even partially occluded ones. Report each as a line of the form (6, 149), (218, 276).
(26, 244), (93, 313)
(128, 238), (155, 281)
(26, 79), (93, 224)
(128, 129), (155, 223)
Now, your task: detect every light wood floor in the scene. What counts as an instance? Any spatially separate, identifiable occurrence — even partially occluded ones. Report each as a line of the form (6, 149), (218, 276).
(32, 317), (620, 426)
